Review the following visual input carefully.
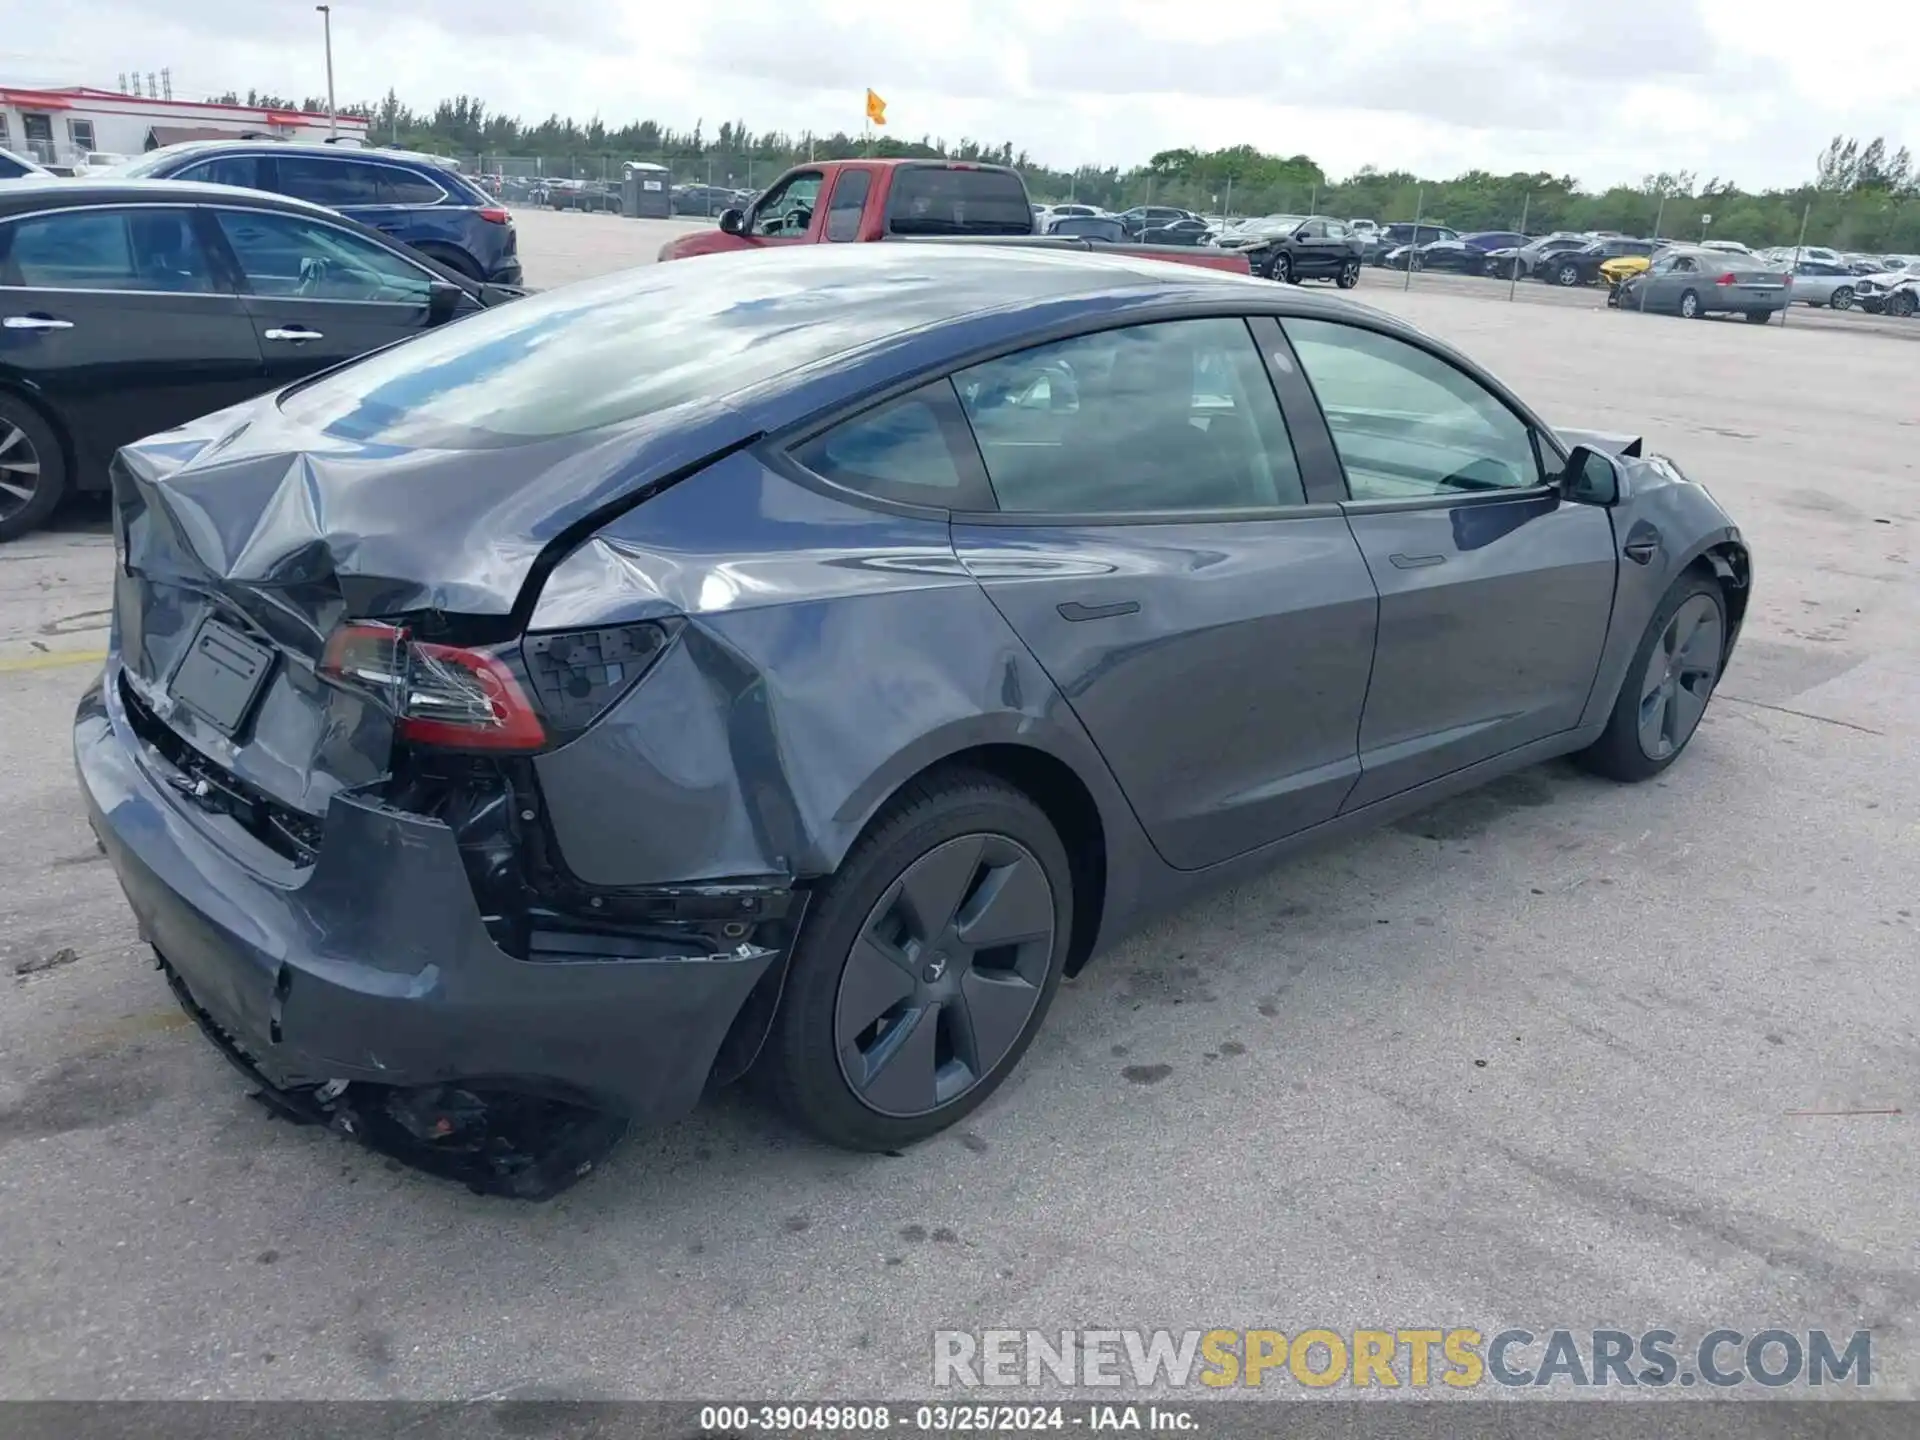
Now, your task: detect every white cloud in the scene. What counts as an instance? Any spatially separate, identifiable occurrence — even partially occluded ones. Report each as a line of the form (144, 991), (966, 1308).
(3, 0), (1914, 188)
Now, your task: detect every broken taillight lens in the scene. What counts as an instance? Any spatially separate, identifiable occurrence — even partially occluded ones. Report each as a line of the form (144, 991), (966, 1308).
(321, 622), (546, 752)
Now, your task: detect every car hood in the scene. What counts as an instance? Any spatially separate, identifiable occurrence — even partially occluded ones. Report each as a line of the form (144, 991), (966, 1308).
(110, 385), (764, 647)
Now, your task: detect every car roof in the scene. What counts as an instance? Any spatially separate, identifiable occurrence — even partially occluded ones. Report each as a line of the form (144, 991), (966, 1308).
(0, 176), (351, 220)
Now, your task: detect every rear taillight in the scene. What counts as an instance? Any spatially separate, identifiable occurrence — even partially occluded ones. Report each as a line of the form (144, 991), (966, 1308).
(477, 206), (511, 224)
(1716, 272), (1737, 286)
(321, 622), (546, 752)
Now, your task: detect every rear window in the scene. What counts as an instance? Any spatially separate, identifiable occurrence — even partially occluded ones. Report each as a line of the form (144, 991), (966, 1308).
(278, 250), (997, 450)
(886, 166), (1033, 236)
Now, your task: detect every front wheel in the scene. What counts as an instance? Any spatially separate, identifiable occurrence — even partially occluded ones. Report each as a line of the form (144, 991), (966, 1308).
(1678, 288), (1702, 319)
(1336, 260), (1360, 289)
(1575, 573), (1727, 782)
(758, 770), (1073, 1150)
(1890, 290), (1918, 318)
(1271, 253), (1293, 284)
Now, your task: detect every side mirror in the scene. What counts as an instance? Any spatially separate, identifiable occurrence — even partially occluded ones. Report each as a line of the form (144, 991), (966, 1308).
(717, 207), (746, 235)
(1562, 445), (1620, 506)
(426, 280), (465, 326)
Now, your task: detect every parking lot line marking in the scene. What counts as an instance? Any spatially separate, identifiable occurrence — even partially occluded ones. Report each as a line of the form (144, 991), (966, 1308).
(0, 650), (107, 675)
(1717, 693), (1885, 736)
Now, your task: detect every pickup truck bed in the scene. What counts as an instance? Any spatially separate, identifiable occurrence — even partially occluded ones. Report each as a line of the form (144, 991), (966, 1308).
(657, 158), (1250, 276)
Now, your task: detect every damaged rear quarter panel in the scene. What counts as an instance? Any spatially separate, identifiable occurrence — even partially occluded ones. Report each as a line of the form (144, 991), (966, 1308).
(528, 451), (1144, 899)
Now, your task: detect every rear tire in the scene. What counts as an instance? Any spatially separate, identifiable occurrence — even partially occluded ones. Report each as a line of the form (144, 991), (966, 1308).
(1829, 286), (1854, 311)
(417, 243), (482, 282)
(758, 770), (1073, 1151)
(1336, 260), (1360, 289)
(0, 394), (67, 544)
(1575, 572), (1727, 783)
(1555, 262), (1582, 286)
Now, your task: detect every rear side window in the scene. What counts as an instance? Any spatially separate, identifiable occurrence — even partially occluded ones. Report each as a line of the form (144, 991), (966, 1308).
(792, 383), (968, 505)
(886, 167), (1033, 236)
(376, 167), (447, 205)
(0, 208), (218, 293)
(276, 157), (380, 207)
(825, 170), (870, 242)
(953, 317), (1306, 514)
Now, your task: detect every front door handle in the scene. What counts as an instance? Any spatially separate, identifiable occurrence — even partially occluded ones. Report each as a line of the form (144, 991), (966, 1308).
(1623, 533), (1659, 564)
(1057, 600), (1140, 622)
(1388, 552), (1447, 569)
(3, 314), (73, 331)
(263, 326), (324, 343)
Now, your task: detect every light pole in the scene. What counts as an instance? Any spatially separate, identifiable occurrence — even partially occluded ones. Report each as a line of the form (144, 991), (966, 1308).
(315, 5), (337, 138)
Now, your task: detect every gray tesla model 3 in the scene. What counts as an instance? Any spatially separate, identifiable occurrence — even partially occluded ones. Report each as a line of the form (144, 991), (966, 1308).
(76, 244), (1750, 1186)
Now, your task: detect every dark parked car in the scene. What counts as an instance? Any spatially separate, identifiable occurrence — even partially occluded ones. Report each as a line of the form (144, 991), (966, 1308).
(1392, 230), (1532, 275)
(106, 142), (522, 285)
(1046, 215), (1128, 242)
(0, 148), (52, 180)
(76, 244), (1751, 1187)
(1138, 218), (1214, 245)
(1484, 233), (1590, 280)
(1365, 222), (1458, 265)
(0, 179), (520, 540)
(1117, 205), (1201, 237)
(673, 183), (750, 216)
(1228, 215), (1365, 285)
(1535, 237), (1656, 287)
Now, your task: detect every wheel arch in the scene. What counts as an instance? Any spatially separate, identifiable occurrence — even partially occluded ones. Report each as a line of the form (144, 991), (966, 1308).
(0, 376), (81, 491)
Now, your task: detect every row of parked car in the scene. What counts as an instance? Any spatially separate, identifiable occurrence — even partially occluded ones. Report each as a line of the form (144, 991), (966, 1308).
(0, 138), (533, 540)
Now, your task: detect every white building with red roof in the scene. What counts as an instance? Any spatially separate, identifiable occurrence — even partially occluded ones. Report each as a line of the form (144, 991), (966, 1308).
(0, 86), (369, 168)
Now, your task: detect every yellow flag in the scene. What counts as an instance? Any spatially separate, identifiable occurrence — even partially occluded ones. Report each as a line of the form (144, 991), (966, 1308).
(865, 88), (887, 126)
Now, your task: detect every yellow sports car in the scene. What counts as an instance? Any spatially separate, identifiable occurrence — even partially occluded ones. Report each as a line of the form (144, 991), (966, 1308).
(1600, 253), (1653, 285)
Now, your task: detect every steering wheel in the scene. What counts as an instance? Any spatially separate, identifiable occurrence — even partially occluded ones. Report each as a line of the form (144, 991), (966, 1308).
(782, 204), (812, 233)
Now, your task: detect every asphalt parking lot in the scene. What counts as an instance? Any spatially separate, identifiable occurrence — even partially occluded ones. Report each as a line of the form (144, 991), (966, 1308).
(3, 209), (1916, 1401)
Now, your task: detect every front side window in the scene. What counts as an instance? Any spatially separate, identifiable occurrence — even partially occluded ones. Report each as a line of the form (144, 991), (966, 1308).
(0, 208), (218, 294)
(824, 170), (870, 242)
(214, 209), (433, 302)
(275, 156), (381, 207)
(752, 171), (822, 236)
(177, 154), (263, 189)
(792, 383), (966, 506)
(1284, 317), (1542, 500)
(953, 317), (1306, 514)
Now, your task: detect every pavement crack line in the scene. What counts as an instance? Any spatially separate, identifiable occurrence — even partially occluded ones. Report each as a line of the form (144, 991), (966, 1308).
(1716, 692), (1885, 736)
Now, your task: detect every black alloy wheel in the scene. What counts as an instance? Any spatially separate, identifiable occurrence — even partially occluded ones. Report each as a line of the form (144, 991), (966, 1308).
(759, 770), (1072, 1150)
(1336, 260), (1361, 289)
(1272, 252), (1293, 283)
(834, 834), (1056, 1118)
(0, 399), (66, 543)
(1576, 573), (1727, 782)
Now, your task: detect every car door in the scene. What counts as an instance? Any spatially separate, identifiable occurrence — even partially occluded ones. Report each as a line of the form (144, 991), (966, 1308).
(744, 169), (825, 244)
(945, 315), (1379, 870)
(203, 205), (468, 385)
(1279, 316), (1617, 808)
(1289, 220), (1333, 276)
(0, 204), (263, 480)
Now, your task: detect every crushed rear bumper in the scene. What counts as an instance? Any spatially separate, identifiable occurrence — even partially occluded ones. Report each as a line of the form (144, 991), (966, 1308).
(74, 669), (788, 1191)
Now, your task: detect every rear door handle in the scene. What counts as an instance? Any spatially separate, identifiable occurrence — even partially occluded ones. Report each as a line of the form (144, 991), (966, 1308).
(3, 314), (73, 331)
(1388, 552), (1447, 569)
(263, 326), (324, 343)
(1057, 600), (1140, 622)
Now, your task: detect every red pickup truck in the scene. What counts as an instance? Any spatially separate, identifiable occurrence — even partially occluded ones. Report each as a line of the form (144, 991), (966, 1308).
(657, 159), (1250, 275)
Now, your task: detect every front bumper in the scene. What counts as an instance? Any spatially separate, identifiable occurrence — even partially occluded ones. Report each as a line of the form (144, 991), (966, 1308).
(73, 671), (782, 1132)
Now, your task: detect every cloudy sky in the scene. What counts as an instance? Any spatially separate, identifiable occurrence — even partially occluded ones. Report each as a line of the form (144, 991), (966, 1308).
(5, 0), (1916, 189)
